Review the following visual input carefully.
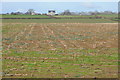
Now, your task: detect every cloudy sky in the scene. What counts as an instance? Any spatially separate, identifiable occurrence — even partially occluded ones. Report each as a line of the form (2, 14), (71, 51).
(1, 2), (118, 14)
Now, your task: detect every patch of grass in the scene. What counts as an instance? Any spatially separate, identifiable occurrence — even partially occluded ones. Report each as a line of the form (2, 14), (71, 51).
(97, 14), (118, 18)
(1, 15), (50, 18)
(2, 19), (117, 23)
(54, 14), (118, 18)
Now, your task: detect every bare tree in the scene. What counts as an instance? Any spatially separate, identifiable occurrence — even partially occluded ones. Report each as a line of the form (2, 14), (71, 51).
(26, 9), (35, 15)
(60, 10), (72, 15)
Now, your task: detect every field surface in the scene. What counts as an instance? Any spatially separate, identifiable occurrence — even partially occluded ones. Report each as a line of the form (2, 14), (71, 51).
(2, 23), (118, 78)
(1, 14), (118, 23)
(1, 15), (50, 18)
(54, 14), (118, 18)
(1, 14), (118, 18)
(2, 19), (117, 23)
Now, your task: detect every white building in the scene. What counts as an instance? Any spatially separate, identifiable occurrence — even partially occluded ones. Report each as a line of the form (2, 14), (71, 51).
(48, 10), (56, 15)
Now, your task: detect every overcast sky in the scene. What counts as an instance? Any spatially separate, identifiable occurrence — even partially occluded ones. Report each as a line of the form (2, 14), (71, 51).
(1, 2), (118, 14)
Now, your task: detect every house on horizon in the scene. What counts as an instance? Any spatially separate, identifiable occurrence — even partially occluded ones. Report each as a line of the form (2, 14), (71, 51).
(47, 10), (56, 15)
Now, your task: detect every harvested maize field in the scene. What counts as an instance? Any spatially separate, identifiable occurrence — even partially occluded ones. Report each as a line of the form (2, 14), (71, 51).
(2, 23), (118, 78)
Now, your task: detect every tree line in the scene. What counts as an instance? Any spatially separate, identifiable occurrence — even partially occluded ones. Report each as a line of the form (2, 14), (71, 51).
(2, 9), (118, 15)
